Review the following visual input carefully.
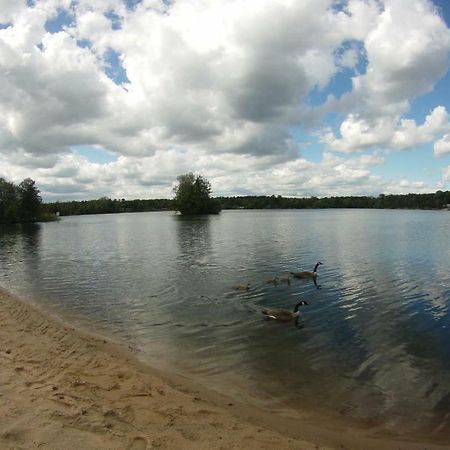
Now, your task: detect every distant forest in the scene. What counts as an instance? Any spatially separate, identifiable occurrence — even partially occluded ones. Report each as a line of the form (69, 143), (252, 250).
(4, 175), (450, 224)
(43, 190), (450, 217)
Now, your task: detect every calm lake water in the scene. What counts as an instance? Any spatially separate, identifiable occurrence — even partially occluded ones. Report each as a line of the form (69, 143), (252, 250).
(1, 209), (450, 436)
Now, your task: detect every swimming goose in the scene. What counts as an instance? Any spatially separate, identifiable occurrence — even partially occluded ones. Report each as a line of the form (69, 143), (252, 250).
(262, 300), (309, 322)
(291, 261), (323, 279)
(265, 276), (279, 285)
(279, 274), (291, 285)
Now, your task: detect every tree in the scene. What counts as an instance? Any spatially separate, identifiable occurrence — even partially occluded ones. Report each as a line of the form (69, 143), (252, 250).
(18, 178), (42, 222)
(0, 177), (19, 223)
(173, 173), (221, 215)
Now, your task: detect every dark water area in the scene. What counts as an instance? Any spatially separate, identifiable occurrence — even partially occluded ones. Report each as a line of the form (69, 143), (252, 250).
(1, 209), (450, 436)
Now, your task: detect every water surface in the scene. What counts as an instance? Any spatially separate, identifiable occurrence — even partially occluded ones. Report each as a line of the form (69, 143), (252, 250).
(1, 209), (450, 436)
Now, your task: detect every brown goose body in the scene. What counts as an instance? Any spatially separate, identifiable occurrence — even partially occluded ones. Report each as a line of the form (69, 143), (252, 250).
(291, 261), (323, 279)
(262, 300), (309, 322)
(291, 271), (316, 279)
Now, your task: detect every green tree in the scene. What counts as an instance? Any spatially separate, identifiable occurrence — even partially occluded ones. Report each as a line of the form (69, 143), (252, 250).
(0, 177), (19, 223)
(18, 178), (42, 222)
(173, 173), (221, 215)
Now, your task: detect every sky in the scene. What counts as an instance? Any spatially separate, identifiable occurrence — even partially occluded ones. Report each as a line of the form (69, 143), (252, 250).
(1, 0), (450, 201)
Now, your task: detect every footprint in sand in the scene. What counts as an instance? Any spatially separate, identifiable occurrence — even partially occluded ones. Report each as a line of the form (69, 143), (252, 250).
(127, 436), (147, 450)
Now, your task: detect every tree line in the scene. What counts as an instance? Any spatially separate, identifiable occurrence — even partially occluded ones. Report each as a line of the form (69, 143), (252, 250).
(217, 191), (450, 210)
(44, 190), (450, 217)
(44, 197), (173, 217)
(3, 174), (450, 224)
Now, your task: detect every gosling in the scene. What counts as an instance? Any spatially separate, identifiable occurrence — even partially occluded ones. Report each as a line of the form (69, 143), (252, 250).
(279, 275), (291, 285)
(265, 276), (279, 285)
(233, 283), (250, 291)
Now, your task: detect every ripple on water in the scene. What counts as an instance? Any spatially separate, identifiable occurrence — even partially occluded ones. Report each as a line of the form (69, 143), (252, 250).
(1, 210), (450, 437)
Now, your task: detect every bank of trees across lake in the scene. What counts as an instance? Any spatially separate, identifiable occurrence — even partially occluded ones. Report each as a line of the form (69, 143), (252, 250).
(218, 191), (450, 210)
(44, 190), (450, 217)
(3, 175), (450, 223)
(44, 197), (173, 217)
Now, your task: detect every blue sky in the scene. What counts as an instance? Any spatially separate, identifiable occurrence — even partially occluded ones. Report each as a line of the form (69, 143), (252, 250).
(1, 0), (450, 200)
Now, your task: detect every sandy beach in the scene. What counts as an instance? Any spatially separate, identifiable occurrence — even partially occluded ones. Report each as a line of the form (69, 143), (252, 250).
(0, 287), (448, 450)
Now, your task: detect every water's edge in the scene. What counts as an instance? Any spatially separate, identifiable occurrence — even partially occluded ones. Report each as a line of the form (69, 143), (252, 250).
(2, 210), (450, 442)
(2, 284), (448, 450)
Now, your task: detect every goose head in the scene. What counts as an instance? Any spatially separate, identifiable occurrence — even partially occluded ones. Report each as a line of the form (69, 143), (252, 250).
(293, 300), (309, 313)
(313, 261), (323, 272)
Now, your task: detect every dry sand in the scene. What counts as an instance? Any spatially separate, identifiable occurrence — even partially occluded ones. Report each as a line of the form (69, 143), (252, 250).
(0, 287), (448, 450)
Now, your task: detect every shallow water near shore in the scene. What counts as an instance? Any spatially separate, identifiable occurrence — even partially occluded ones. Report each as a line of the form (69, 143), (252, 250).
(1, 209), (450, 438)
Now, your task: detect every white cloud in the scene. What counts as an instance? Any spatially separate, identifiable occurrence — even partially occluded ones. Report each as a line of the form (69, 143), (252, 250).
(392, 106), (450, 148)
(434, 134), (450, 156)
(0, 0), (362, 161)
(345, 0), (450, 117)
(0, 0), (449, 198)
(0, 0), (26, 24)
(382, 178), (433, 194)
(0, 145), (392, 201)
(76, 10), (112, 44)
(443, 166), (450, 181)
(323, 106), (450, 152)
(338, 47), (360, 69)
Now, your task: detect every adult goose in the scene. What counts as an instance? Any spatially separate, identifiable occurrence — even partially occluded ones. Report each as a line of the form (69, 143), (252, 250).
(291, 261), (323, 279)
(291, 261), (323, 287)
(262, 300), (308, 322)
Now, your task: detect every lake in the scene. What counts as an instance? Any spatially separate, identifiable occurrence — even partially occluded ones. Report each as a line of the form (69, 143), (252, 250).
(1, 209), (450, 437)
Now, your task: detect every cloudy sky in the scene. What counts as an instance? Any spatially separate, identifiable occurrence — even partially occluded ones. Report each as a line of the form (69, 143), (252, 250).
(1, 0), (450, 201)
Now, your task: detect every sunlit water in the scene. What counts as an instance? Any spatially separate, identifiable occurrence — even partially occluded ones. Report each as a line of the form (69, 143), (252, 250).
(1, 209), (450, 436)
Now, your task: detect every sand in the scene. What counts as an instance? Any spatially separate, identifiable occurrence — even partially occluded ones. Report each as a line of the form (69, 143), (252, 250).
(0, 287), (448, 450)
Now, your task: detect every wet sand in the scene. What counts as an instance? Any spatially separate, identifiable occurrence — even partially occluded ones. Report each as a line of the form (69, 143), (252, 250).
(0, 287), (447, 450)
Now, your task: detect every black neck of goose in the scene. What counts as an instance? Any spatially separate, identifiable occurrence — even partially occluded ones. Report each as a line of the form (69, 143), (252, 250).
(293, 302), (302, 312)
(313, 262), (320, 272)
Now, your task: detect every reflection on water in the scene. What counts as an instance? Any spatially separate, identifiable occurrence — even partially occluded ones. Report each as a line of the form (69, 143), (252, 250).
(1, 223), (42, 290)
(1, 210), (450, 437)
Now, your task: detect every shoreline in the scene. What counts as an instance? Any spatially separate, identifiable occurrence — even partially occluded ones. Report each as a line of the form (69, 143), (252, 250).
(0, 286), (448, 450)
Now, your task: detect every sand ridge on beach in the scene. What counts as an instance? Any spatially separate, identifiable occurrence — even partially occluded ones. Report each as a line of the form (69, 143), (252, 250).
(1, 287), (448, 450)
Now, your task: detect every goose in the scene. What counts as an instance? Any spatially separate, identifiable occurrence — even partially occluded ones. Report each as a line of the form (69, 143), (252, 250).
(262, 300), (309, 322)
(291, 261), (323, 279)
(279, 274), (292, 285)
(233, 283), (250, 291)
(265, 276), (279, 285)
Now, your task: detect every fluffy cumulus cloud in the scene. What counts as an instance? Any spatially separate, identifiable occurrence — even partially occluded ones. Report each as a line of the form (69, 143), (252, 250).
(0, 144), (389, 199)
(324, 106), (450, 152)
(434, 134), (450, 156)
(0, 0), (450, 200)
(356, 0), (450, 114)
